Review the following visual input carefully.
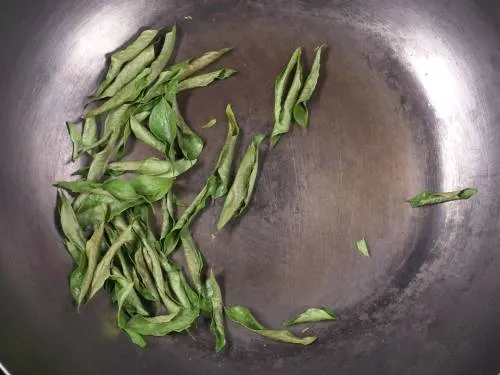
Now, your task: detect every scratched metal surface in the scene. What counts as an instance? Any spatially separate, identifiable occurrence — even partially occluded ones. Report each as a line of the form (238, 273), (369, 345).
(1, 0), (500, 374)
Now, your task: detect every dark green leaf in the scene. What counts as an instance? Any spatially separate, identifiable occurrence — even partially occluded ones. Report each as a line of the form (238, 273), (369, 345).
(148, 25), (177, 85)
(177, 69), (237, 92)
(70, 252), (87, 302)
(134, 248), (160, 302)
(176, 48), (232, 81)
(270, 48), (302, 146)
(172, 95), (204, 160)
(408, 188), (478, 208)
(158, 256), (191, 309)
(217, 134), (265, 229)
(283, 307), (336, 327)
(85, 69), (150, 117)
(94, 29), (158, 96)
(89, 224), (135, 299)
(100, 45), (155, 98)
(148, 97), (177, 146)
(226, 306), (317, 345)
(271, 49), (303, 146)
(293, 45), (325, 128)
(127, 308), (199, 336)
(130, 116), (166, 153)
(206, 270), (226, 352)
(356, 239), (370, 257)
(58, 190), (86, 254)
(180, 227), (204, 292)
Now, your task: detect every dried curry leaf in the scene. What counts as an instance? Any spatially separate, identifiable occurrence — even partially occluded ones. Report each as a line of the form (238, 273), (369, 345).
(206, 270), (226, 352)
(180, 227), (204, 293)
(177, 69), (237, 92)
(217, 134), (265, 229)
(148, 25), (177, 85)
(283, 307), (336, 327)
(176, 48), (232, 81)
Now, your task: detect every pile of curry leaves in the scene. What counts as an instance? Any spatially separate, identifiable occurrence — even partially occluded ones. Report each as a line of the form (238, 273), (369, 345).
(56, 25), (334, 351)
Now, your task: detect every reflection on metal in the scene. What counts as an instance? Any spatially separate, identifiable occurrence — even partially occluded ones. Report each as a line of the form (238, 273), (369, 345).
(0, 362), (12, 375)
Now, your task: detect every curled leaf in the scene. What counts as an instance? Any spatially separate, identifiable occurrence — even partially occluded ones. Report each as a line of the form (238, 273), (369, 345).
(408, 188), (478, 208)
(177, 69), (237, 92)
(226, 306), (317, 345)
(283, 307), (336, 327)
(176, 48), (232, 81)
(148, 25), (177, 85)
(206, 270), (226, 352)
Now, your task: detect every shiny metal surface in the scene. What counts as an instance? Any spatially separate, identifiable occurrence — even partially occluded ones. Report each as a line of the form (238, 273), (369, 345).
(1, 0), (500, 374)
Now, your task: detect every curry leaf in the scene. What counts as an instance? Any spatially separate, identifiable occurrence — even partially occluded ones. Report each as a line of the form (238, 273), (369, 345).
(158, 256), (191, 309)
(134, 248), (160, 302)
(161, 191), (176, 240)
(356, 239), (370, 257)
(149, 96), (177, 146)
(67, 122), (82, 160)
(271, 50), (303, 146)
(77, 206), (106, 306)
(172, 95), (204, 160)
(283, 307), (336, 327)
(202, 118), (217, 129)
(129, 175), (174, 202)
(212, 104), (240, 199)
(100, 45), (155, 98)
(270, 48), (302, 146)
(180, 227), (204, 293)
(70, 253), (87, 302)
(226, 306), (317, 345)
(176, 48), (232, 81)
(217, 134), (266, 229)
(141, 60), (190, 102)
(206, 270), (226, 352)
(293, 45), (325, 128)
(108, 158), (196, 178)
(177, 69), (237, 92)
(408, 188), (478, 208)
(130, 116), (166, 153)
(94, 29), (158, 96)
(85, 69), (150, 117)
(127, 308), (199, 336)
(58, 190), (86, 254)
(89, 224), (135, 299)
(148, 25), (177, 85)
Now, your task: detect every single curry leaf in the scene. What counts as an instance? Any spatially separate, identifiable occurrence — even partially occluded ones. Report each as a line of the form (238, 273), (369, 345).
(217, 134), (265, 229)
(177, 69), (237, 92)
(148, 25), (177, 85)
(127, 308), (199, 336)
(149, 96), (177, 146)
(356, 239), (370, 257)
(176, 48), (232, 81)
(283, 307), (336, 327)
(206, 270), (226, 352)
(130, 116), (166, 153)
(180, 227), (204, 293)
(408, 188), (478, 208)
(58, 190), (86, 254)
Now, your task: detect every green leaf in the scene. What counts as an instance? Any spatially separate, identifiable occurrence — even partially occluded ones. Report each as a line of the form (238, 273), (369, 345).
(111, 267), (149, 317)
(217, 134), (266, 229)
(58, 191), (86, 254)
(212, 104), (240, 199)
(176, 48), (232, 81)
(226, 306), (317, 345)
(70, 252), (87, 302)
(172, 95), (204, 160)
(163, 177), (216, 255)
(85, 69), (150, 118)
(89, 224), (135, 299)
(283, 307), (336, 327)
(141, 60), (190, 102)
(408, 188), (478, 208)
(148, 25), (177, 85)
(202, 118), (217, 129)
(206, 270), (226, 352)
(129, 175), (174, 202)
(103, 179), (141, 201)
(130, 116), (166, 153)
(110, 157), (197, 178)
(180, 227), (204, 293)
(271, 49), (303, 146)
(160, 192), (176, 240)
(177, 69), (237, 92)
(356, 239), (370, 257)
(87, 105), (131, 181)
(134, 248), (160, 302)
(94, 29), (158, 96)
(77, 207), (106, 306)
(99, 45), (155, 98)
(270, 48), (302, 146)
(293, 45), (325, 128)
(67, 122), (82, 160)
(81, 117), (98, 155)
(148, 96), (177, 146)
(158, 257), (191, 309)
(127, 308), (199, 336)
